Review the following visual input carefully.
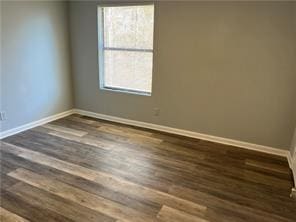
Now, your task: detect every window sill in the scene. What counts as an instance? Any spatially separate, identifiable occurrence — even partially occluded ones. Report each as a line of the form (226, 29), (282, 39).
(100, 87), (151, 96)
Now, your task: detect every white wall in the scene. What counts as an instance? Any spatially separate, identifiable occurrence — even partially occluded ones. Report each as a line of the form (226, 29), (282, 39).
(0, 1), (73, 132)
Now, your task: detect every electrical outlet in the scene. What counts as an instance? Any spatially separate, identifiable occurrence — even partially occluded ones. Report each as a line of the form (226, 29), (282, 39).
(0, 111), (6, 121)
(153, 108), (160, 116)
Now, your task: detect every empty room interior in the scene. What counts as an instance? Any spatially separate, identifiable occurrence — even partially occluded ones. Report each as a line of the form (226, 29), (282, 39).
(1, 0), (296, 221)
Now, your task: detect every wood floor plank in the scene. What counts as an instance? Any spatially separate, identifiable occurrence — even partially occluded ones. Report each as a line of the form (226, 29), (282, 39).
(8, 168), (155, 222)
(242, 169), (291, 190)
(42, 124), (88, 137)
(169, 185), (295, 222)
(2, 142), (206, 217)
(51, 118), (129, 143)
(226, 148), (289, 167)
(36, 122), (206, 170)
(69, 115), (153, 137)
(1, 115), (295, 221)
(1, 137), (172, 192)
(1, 173), (19, 190)
(66, 115), (100, 125)
(7, 182), (115, 222)
(1, 160), (18, 175)
(97, 125), (161, 143)
(0, 149), (161, 216)
(0, 207), (30, 222)
(0, 140), (292, 204)
(2, 135), (294, 213)
(47, 130), (112, 151)
(34, 125), (206, 179)
(157, 205), (209, 222)
(1, 189), (74, 222)
(245, 159), (290, 175)
(42, 129), (200, 177)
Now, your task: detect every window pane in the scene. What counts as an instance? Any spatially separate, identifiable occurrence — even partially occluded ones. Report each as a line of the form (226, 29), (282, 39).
(104, 50), (153, 93)
(103, 5), (154, 49)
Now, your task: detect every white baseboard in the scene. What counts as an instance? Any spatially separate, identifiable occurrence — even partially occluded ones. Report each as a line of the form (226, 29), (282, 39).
(0, 108), (290, 159)
(288, 153), (292, 168)
(288, 153), (296, 187)
(0, 109), (75, 139)
(74, 109), (289, 158)
(1, 108), (293, 177)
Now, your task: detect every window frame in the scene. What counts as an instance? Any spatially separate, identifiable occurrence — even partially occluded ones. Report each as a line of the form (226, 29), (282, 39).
(97, 3), (155, 96)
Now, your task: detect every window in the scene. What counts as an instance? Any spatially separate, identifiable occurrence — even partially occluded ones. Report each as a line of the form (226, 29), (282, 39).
(98, 4), (154, 95)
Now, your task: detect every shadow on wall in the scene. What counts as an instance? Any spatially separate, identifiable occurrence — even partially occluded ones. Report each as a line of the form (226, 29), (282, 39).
(1, 1), (73, 132)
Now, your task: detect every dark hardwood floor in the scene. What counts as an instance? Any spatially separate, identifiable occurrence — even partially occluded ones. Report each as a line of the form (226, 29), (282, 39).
(1, 114), (295, 222)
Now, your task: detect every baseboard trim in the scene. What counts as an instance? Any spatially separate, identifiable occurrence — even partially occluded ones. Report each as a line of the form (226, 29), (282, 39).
(74, 109), (289, 158)
(288, 153), (296, 187)
(0, 109), (75, 139)
(1, 108), (290, 159)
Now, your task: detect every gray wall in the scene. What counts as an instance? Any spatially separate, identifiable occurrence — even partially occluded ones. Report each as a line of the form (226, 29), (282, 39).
(291, 4), (296, 156)
(69, 1), (296, 149)
(291, 129), (296, 156)
(0, 1), (73, 132)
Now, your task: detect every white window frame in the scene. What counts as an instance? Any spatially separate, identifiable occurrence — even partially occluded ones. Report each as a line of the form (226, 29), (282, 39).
(97, 3), (155, 96)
